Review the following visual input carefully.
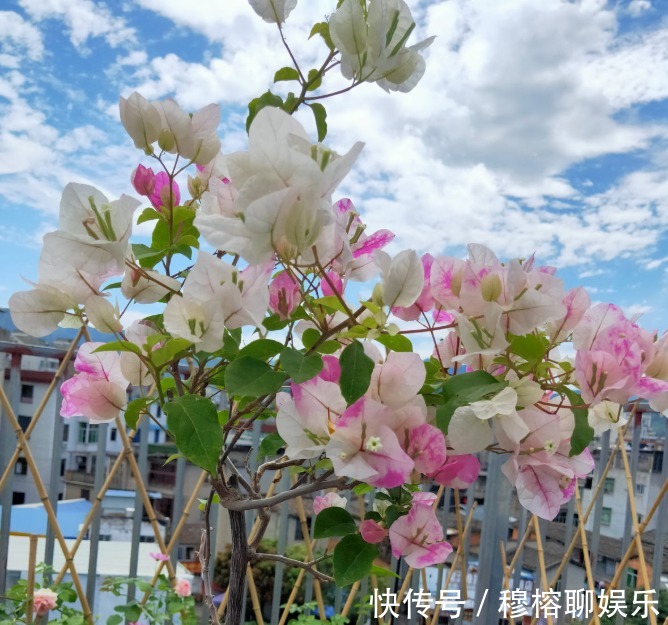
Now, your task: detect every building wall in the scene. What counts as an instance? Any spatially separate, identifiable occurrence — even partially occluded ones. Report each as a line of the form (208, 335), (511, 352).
(11, 374), (64, 504)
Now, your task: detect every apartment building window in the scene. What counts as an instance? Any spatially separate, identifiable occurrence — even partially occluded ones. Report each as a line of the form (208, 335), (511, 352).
(60, 459), (66, 477)
(75, 455), (87, 471)
(81, 488), (90, 500)
(636, 483), (645, 495)
(12, 492), (25, 505)
(18, 415), (31, 432)
(20, 385), (34, 403)
(603, 477), (615, 494)
(62, 424), (69, 442)
(78, 423), (99, 443)
(601, 507), (612, 526)
(110, 427), (117, 442)
(15, 459), (27, 475)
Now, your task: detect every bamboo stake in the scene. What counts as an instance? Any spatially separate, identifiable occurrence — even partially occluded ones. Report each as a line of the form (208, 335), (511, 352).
(500, 541), (510, 592)
(54, 439), (136, 585)
(596, 478), (668, 592)
(427, 502), (478, 625)
(0, 384), (93, 623)
(115, 417), (177, 581)
(295, 492), (326, 620)
(278, 553), (310, 625)
(617, 429), (656, 625)
(246, 563), (265, 625)
(341, 581), (360, 617)
(505, 517), (536, 588)
(544, 431), (625, 591)
(140, 469), (209, 606)
(531, 516), (553, 625)
(26, 535), (39, 623)
(575, 488), (600, 625)
(453, 489), (467, 600)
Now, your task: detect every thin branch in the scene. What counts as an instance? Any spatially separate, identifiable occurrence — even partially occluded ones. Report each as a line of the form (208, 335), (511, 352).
(225, 476), (350, 511)
(250, 551), (334, 583)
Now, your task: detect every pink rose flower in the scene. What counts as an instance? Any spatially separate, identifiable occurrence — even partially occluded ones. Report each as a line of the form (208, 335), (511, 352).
(174, 578), (191, 598)
(150, 552), (169, 562)
(33, 588), (58, 615)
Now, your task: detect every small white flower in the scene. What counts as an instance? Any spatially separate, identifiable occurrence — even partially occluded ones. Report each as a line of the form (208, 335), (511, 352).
(364, 436), (383, 452)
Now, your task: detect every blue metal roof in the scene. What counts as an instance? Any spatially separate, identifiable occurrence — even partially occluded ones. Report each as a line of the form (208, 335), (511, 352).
(0, 499), (92, 538)
(0, 308), (110, 344)
(106, 489), (162, 499)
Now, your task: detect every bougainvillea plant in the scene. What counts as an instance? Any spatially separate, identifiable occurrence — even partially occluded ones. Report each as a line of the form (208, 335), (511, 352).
(9, 1), (668, 624)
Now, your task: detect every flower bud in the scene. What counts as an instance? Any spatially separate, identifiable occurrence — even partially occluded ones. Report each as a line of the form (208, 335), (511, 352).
(158, 128), (176, 152)
(131, 164), (156, 196)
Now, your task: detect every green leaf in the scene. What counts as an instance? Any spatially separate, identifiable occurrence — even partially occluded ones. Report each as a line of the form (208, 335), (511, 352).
(132, 243), (166, 269)
(280, 347), (323, 383)
(198, 493), (220, 511)
(376, 333), (413, 352)
(101, 281), (122, 291)
(224, 357), (287, 398)
(238, 339), (285, 361)
(163, 453), (182, 465)
(317, 340), (341, 354)
(509, 334), (550, 367)
(257, 431), (285, 459)
(220, 328), (242, 360)
(124, 397), (152, 430)
(301, 328), (321, 350)
(370, 564), (400, 579)
(164, 395), (222, 474)
(563, 387), (595, 457)
(263, 314), (290, 332)
(137, 207), (161, 225)
(311, 295), (348, 314)
(306, 68), (322, 91)
(314, 458), (332, 471)
(333, 535), (379, 586)
(151, 338), (192, 368)
(107, 615), (123, 625)
(338, 340), (374, 405)
(309, 103), (327, 142)
(274, 66), (300, 82)
(353, 483), (375, 496)
(309, 21), (334, 51)
(314, 507), (358, 539)
(436, 370), (507, 434)
(246, 90), (284, 132)
(93, 341), (142, 356)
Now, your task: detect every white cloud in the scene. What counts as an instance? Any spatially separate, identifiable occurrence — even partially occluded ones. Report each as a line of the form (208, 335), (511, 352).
(624, 303), (654, 318)
(628, 0), (652, 17)
(17, 0), (135, 50)
(0, 11), (44, 61)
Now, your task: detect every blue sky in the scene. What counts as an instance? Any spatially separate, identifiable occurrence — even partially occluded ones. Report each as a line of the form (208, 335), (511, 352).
(1, 0), (667, 337)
